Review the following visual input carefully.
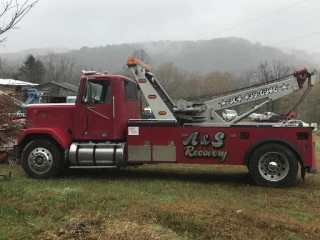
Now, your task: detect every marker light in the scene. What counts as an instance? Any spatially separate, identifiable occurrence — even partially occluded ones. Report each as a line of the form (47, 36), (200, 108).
(127, 58), (152, 72)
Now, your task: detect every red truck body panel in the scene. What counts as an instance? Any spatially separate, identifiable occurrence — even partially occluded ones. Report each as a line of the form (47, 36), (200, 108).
(18, 104), (75, 148)
(126, 124), (316, 169)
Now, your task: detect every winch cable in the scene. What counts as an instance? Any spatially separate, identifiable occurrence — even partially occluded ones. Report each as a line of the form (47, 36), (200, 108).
(288, 86), (312, 113)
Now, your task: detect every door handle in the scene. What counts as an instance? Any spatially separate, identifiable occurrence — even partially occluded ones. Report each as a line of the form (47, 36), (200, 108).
(86, 106), (96, 110)
(82, 117), (88, 130)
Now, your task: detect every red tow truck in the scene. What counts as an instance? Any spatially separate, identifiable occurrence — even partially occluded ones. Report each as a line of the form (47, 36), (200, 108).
(14, 58), (318, 187)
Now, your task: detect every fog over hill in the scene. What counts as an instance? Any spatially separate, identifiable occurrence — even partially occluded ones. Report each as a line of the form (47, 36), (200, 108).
(0, 38), (318, 75)
(0, 47), (70, 61)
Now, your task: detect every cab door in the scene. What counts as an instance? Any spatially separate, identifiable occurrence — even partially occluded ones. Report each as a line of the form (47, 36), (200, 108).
(75, 78), (113, 140)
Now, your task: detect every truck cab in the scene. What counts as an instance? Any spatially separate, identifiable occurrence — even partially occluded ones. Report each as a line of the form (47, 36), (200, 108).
(73, 72), (139, 140)
(15, 72), (140, 178)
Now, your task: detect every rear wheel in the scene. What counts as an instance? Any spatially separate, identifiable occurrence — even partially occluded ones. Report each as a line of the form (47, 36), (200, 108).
(249, 143), (298, 187)
(22, 139), (63, 179)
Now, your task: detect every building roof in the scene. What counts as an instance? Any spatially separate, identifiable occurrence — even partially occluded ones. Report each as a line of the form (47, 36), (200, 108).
(51, 82), (78, 92)
(38, 82), (78, 92)
(0, 79), (38, 86)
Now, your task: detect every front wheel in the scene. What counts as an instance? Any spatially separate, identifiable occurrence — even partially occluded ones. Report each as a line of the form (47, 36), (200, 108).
(22, 139), (63, 179)
(249, 143), (298, 188)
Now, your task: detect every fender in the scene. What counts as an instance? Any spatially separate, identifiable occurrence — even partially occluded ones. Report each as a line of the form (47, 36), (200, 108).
(18, 128), (73, 149)
(243, 137), (306, 180)
(243, 137), (304, 166)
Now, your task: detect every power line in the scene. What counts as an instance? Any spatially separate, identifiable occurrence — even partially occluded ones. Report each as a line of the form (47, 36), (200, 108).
(268, 31), (320, 46)
(202, 0), (309, 40)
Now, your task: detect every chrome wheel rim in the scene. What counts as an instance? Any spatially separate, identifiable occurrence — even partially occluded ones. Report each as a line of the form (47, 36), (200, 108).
(258, 152), (289, 182)
(28, 147), (53, 174)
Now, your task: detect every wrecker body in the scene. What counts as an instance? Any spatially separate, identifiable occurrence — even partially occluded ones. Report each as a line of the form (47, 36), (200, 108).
(14, 58), (318, 187)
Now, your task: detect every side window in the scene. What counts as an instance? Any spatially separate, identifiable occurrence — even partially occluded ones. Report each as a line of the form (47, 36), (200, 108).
(82, 79), (111, 104)
(125, 80), (137, 101)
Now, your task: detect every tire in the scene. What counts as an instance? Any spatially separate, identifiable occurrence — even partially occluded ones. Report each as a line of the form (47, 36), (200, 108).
(248, 143), (298, 188)
(21, 139), (63, 179)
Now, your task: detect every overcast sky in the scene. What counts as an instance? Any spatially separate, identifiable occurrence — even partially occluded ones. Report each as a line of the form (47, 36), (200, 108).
(0, 0), (319, 54)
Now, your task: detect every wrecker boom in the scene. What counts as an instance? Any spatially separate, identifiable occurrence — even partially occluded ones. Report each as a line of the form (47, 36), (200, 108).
(127, 58), (176, 120)
(127, 58), (317, 125)
(204, 69), (316, 124)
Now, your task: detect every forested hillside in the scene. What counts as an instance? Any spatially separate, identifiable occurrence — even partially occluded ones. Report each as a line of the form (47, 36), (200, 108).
(63, 37), (317, 75)
(1, 37), (317, 75)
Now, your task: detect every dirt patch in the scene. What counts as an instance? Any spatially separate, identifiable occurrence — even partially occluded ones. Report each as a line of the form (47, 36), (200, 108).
(57, 219), (101, 239)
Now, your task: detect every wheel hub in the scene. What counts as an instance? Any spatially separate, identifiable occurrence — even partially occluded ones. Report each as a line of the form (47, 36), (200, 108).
(35, 155), (45, 165)
(28, 147), (53, 174)
(258, 152), (289, 182)
(268, 161), (278, 171)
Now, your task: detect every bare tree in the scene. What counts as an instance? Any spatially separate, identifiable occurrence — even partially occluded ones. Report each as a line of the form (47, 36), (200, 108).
(41, 52), (57, 82)
(40, 53), (78, 84)
(115, 49), (152, 78)
(0, 0), (38, 43)
(154, 62), (188, 100)
(271, 60), (292, 79)
(131, 49), (152, 65)
(242, 60), (292, 113)
(0, 56), (17, 78)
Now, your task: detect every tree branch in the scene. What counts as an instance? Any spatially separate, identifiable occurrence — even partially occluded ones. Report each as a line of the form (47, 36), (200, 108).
(0, 0), (38, 43)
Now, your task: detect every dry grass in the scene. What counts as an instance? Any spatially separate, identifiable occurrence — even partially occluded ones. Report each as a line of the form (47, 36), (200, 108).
(1, 134), (320, 240)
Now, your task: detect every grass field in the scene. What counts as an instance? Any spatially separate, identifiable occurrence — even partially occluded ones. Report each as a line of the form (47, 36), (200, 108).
(1, 135), (320, 240)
